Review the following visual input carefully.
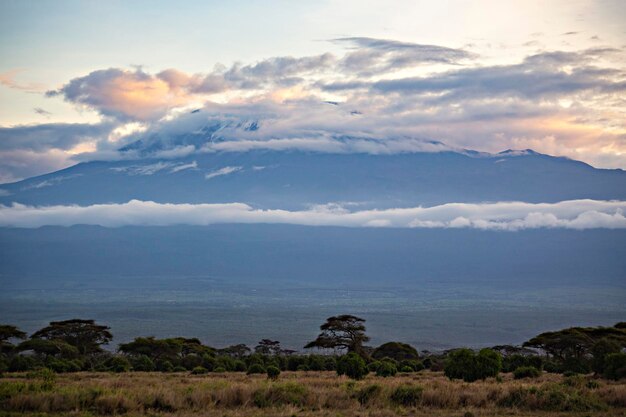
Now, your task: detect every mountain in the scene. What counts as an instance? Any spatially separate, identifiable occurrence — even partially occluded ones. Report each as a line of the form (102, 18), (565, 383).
(1, 146), (624, 208)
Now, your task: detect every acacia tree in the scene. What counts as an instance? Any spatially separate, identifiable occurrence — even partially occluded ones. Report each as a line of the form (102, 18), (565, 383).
(31, 319), (112, 355)
(304, 315), (369, 355)
(0, 325), (27, 355)
(255, 339), (282, 355)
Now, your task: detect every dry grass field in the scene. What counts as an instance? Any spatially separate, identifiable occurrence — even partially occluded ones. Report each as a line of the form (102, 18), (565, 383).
(1, 370), (625, 416)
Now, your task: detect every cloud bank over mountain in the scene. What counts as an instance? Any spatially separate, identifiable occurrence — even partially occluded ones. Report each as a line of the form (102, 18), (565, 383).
(1, 36), (625, 182)
(1, 199), (624, 230)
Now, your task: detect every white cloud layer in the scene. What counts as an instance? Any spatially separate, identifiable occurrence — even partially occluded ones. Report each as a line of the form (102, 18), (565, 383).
(1, 199), (624, 230)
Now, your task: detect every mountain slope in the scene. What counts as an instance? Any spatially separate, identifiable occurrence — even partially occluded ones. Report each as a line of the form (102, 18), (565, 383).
(1, 148), (624, 208)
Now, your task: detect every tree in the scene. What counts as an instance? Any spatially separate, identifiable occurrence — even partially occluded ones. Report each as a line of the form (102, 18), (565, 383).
(118, 337), (182, 362)
(17, 338), (79, 359)
(31, 319), (112, 355)
(218, 344), (251, 358)
(591, 338), (621, 374)
(0, 325), (27, 354)
(304, 315), (369, 355)
(255, 339), (282, 355)
(372, 342), (419, 362)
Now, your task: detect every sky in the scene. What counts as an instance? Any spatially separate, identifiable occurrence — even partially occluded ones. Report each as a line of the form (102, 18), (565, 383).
(0, 0), (625, 183)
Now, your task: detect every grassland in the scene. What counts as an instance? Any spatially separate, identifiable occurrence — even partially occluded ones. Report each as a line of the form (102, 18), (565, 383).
(1, 370), (625, 416)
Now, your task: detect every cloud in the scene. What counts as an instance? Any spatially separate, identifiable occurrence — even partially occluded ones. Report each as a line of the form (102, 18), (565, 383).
(0, 69), (45, 92)
(333, 37), (474, 75)
(33, 107), (52, 116)
(4, 39), (626, 183)
(170, 160), (197, 173)
(0, 122), (114, 183)
(0, 199), (624, 230)
(205, 166), (242, 180)
(0, 122), (112, 152)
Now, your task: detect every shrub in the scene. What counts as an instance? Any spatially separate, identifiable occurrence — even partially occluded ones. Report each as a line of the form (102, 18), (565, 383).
(336, 352), (368, 380)
(476, 348), (502, 379)
(355, 384), (382, 405)
(191, 366), (208, 374)
(592, 338), (621, 374)
(266, 365), (280, 380)
(247, 363), (266, 375)
(233, 360), (247, 372)
(503, 354), (543, 372)
(296, 364), (309, 372)
(107, 356), (131, 373)
(45, 358), (81, 373)
(307, 355), (326, 371)
(173, 366), (187, 372)
(513, 366), (541, 379)
(367, 361), (381, 372)
(8, 355), (39, 372)
(603, 352), (626, 380)
(444, 348), (474, 381)
(390, 385), (423, 407)
(444, 348), (501, 382)
(372, 342), (419, 361)
(400, 366), (413, 372)
(375, 361), (397, 377)
(157, 360), (174, 372)
(131, 355), (155, 372)
(181, 353), (203, 370)
(253, 382), (307, 407)
(399, 359), (424, 372)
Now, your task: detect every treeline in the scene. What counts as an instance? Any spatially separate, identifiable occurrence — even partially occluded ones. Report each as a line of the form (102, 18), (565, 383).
(1, 315), (625, 381)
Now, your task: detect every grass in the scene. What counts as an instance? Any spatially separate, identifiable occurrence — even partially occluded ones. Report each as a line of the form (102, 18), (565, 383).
(0, 370), (624, 416)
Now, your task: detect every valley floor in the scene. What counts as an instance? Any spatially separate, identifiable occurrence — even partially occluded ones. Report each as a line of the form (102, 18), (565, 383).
(1, 370), (625, 416)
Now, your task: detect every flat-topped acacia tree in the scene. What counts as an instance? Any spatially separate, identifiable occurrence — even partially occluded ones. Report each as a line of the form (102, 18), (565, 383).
(30, 319), (112, 356)
(304, 315), (369, 356)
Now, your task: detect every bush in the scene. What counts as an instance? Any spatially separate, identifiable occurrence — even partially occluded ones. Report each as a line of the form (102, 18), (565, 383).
(400, 366), (413, 372)
(267, 365), (280, 380)
(367, 361), (381, 372)
(107, 356), (131, 373)
(603, 352), (626, 380)
(8, 355), (39, 372)
(247, 363), (266, 375)
(390, 385), (423, 407)
(233, 360), (247, 372)
(173, 366), (187, 372)
(131, 355), (155, 372)
(355, 384), (382, 405)
(296, 364), (309, 372)
(513, 366), (541, 379)
(503, 354), (543, 372)
(191, 366), (208, 374)
(592, 338), (621, 374)
(444, 348), (474, 381)
(444, 348), (501, 382)
(253, 382), (307, 407)
(375, 361), (397, 377)
(182, 353), (203, 370)
(157, 360), (174, 372)
(399, 359), (424, 372)
(372, 342), (419, 361)
(45, 358), (81, 373)
(213, 366), (226, 373)
(336, 352), (368, 380)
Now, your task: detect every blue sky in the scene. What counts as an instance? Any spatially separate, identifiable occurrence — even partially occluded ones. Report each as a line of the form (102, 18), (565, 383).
(0, 0), (625, 182)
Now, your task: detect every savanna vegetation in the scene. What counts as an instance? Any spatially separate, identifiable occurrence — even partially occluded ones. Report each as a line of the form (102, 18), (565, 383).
(0, 316), (625, 416)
